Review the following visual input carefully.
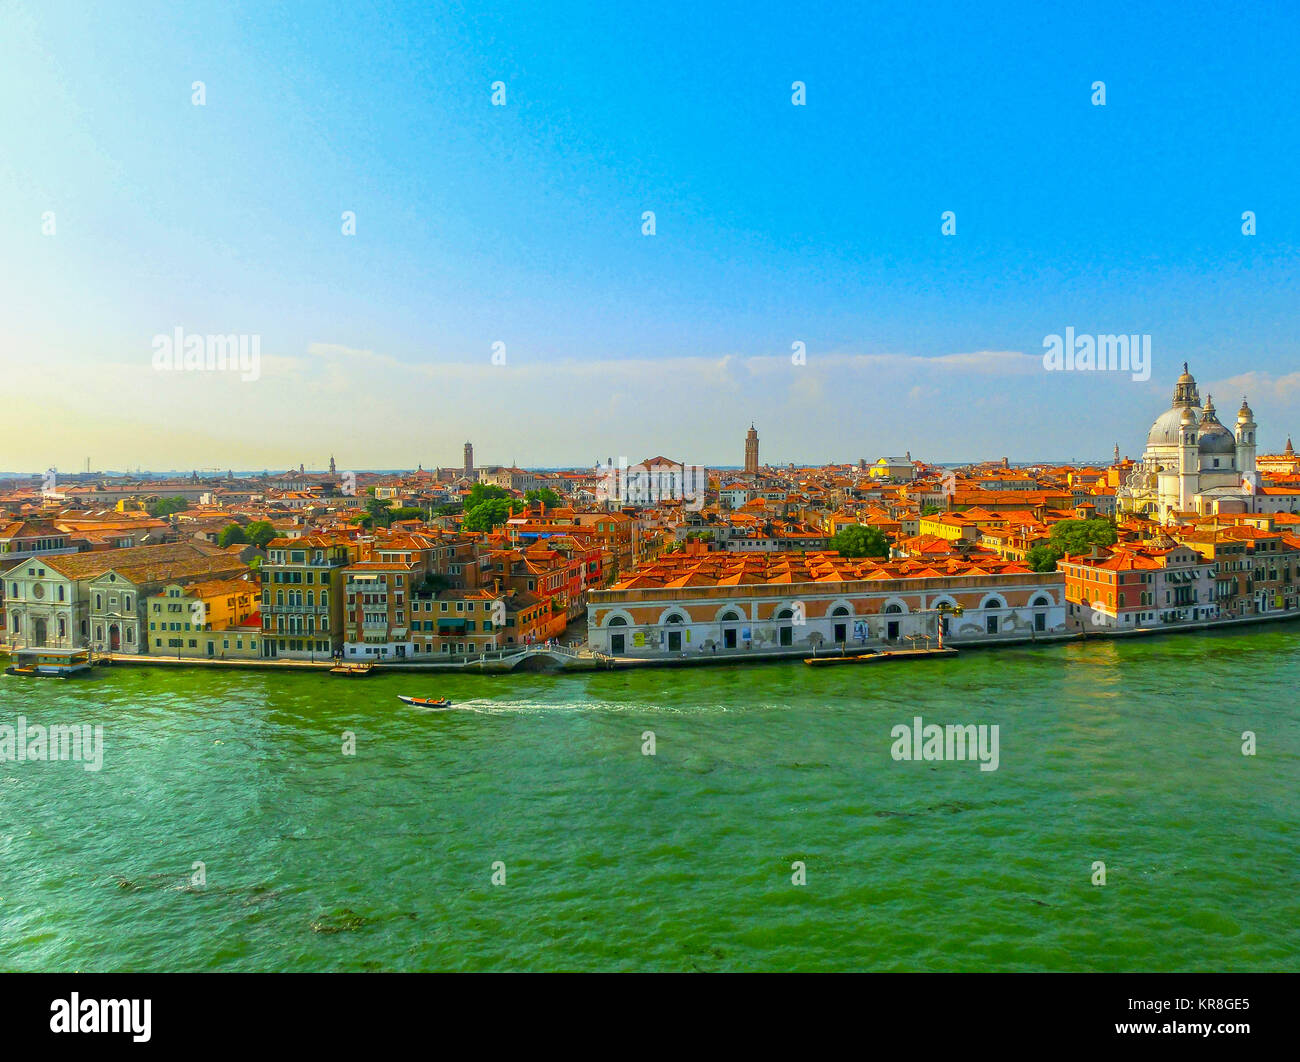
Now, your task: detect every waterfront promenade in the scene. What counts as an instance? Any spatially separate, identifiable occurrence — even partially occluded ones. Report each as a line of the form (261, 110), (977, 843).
(3, 608), (1297, 675)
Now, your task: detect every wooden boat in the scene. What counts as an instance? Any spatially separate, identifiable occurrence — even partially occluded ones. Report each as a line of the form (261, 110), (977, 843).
(330, 662), (375, 676)
(397, 695), (452, 709)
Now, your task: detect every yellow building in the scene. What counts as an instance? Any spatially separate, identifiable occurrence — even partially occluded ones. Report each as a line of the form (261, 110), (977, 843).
(918, 512), (979, 542)
(146, 577), (260, 658)
(261, 535), (357, 658)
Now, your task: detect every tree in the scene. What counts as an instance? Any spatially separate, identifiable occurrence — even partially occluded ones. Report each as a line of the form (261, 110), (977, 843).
(466, 483), (510, 508)
(217, 523), (248, 547)
(388, 506), (426, 522)
(1026, 544), (1060, 572)
(244, 520), (278, 549)
(419, 572), (451, 594)
(525, 488), (562, 507)
(147, 496), (189, 517)
(1048, 518), (1117, 556)
(363, 498), (394, 528)
(1025, 519), (1117, 572)
(462, 498), (515, 532)
(830, 525), (891, 558)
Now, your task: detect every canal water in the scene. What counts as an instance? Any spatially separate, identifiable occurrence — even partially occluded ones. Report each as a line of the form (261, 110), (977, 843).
(1, 625), (1297, 971)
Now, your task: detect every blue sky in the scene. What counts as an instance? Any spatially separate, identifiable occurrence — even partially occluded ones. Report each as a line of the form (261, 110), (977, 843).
(2, 0), (1298, 471)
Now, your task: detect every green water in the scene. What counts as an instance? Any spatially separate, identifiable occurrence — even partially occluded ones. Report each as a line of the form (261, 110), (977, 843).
(2, 627), (1298, 972)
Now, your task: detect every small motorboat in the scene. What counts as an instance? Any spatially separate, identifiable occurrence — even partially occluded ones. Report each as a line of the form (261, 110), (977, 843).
(397, 695), (452, 709)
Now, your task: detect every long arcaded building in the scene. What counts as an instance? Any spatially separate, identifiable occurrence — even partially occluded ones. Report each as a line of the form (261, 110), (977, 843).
(585, 546), (1067, 657)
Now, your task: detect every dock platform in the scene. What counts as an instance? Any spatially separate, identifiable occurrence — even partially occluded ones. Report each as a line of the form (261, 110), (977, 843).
(804, 647), (958, 666)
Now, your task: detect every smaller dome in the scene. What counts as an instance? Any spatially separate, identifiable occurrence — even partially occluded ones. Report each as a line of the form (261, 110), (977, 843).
(1198, 424), (1235, 454)
(1238, 396), (1254, 420)
(1198, 396), (1232, 454)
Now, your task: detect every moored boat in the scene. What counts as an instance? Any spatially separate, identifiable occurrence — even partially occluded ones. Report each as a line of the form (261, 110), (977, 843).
(330, 663), (375, 676)
(4, 648), (95, 678)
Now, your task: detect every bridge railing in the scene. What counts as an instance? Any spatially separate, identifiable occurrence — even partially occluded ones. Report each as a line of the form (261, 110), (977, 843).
(518, 642), (586, 658)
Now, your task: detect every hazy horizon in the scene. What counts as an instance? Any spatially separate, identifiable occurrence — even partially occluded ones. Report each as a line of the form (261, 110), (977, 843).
(3, 0), (1297, 470)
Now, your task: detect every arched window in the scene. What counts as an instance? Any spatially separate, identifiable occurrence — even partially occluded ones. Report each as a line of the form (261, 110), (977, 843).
(884, 603), (903, 615)
(607, 615), (628, 627)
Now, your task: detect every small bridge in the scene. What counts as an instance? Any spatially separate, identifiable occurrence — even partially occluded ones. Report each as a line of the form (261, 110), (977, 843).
(467, 643), (612, 672)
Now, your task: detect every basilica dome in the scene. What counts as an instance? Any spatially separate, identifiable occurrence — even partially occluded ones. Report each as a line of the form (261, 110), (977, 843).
(1147, 405), (1202, 448)
(1197, 397), (1235, 454)
(1145, 362), (1203, 448)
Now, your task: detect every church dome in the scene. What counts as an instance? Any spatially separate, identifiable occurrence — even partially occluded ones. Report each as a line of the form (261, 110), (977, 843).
(1198, 423), (1235, 454)
(1147, 363), (1203, 448)
(1147, 405), (1202, 447)
(1197, 396), (1235, 454)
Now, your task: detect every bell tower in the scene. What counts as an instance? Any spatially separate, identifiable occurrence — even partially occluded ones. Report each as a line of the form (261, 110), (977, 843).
(1177, 407), (1199, 515)
(1235, 398), (1257, 475)
(744, 425), (759, 474)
